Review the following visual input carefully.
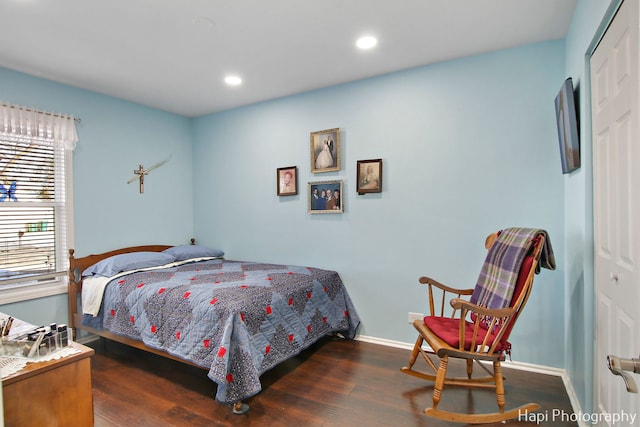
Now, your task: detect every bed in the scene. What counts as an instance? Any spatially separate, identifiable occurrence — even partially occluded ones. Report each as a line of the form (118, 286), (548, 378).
(67, 241), (360, 413)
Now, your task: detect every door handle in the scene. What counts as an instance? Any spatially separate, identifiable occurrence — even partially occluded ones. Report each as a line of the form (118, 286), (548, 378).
(607, 355), (640, 393)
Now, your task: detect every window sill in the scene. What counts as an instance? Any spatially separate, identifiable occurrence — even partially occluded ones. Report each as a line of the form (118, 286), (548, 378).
(0, 277), (67, 304)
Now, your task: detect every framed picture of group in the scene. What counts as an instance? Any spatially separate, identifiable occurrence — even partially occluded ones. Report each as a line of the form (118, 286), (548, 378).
(308, 180), (343, 214)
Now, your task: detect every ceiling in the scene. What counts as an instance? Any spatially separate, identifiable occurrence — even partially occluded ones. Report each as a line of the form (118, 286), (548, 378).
(0, 0), (577, 117)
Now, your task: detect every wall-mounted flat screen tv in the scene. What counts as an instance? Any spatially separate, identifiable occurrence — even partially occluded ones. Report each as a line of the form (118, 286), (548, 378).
(554, 77), (580, 174)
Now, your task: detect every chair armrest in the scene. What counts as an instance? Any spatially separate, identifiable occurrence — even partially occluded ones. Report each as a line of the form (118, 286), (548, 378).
(418, 276), (475, 317)
(419, 276), (474, 295)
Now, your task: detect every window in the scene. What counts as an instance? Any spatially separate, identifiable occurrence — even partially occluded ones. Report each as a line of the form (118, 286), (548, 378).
(0, 103), (78, 303)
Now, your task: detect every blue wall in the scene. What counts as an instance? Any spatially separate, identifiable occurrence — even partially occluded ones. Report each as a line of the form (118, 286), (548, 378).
(192, 40), (567, 367)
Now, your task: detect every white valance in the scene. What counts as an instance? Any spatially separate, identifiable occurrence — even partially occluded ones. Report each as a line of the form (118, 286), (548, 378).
(0, 102), (79, 151)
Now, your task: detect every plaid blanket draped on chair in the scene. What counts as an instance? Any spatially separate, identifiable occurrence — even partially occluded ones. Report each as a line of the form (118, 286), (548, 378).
(470, 227), (555, 310)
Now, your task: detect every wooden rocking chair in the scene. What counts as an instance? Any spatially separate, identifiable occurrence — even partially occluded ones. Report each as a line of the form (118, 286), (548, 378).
(401, 228), (555, 424)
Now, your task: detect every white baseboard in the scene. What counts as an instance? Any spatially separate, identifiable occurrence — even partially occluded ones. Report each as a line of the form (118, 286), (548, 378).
(499, 359), (564, 377)
(560, 371), (587, 427)
(356, 334), (415, 351)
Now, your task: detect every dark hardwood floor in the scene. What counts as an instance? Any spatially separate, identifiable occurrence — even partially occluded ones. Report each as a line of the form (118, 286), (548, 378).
(86, 337), (577, 426)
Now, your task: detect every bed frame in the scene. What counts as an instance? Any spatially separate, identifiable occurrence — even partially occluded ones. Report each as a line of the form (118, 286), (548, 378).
(67, 241), (249, 413)
(69, 244), (178, 361)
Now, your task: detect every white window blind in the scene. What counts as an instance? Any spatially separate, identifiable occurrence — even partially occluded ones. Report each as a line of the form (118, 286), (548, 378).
(0, 141), (59, 277)
(0, 103), (78, 303)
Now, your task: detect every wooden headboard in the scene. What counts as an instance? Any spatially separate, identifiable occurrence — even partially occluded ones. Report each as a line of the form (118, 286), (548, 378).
(67, 239), (195, 338)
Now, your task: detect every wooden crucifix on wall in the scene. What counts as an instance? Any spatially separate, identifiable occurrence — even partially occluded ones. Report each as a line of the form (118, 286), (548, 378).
(132, 165), (147, 193)
(127, 156), (171, 194)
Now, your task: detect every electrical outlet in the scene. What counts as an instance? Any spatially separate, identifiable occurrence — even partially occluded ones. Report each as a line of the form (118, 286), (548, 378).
(407, 312), (424, 324)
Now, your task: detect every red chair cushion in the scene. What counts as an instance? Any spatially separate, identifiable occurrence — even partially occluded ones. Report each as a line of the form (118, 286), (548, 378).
(423, 246), (537, 354)
(423, 316), (508, 352)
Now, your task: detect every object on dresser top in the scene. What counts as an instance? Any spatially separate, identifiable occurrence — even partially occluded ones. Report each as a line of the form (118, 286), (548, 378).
(0, 315), (72, 359)
(0, 312), (34, 339)
(0, 315), (13, 336)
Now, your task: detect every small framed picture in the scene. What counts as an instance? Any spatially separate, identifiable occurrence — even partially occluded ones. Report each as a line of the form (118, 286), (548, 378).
(308, 180), (343, 214)
(356, 159), (382, 194)
(277, 166), (298, 196)
(310, 128), (340, 173)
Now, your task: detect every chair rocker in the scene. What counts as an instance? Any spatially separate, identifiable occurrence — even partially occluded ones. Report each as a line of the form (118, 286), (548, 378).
(401, 228), (554, 424)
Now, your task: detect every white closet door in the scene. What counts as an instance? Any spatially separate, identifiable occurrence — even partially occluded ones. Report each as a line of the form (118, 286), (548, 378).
(591, 0), (640, 423)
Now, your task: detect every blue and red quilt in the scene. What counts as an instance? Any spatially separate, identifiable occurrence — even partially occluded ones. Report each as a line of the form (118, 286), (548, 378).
(83, 258), (360, 403)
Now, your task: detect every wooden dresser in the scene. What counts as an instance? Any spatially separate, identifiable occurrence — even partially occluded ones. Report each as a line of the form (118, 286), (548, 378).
(2, 342), (94, 427)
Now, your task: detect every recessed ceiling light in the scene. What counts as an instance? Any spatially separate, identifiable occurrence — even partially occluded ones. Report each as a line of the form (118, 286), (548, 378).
(356, 36), (378, 50)
(224, 75), (242, 86)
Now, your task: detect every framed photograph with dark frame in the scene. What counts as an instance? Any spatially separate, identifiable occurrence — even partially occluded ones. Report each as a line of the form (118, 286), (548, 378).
(277, 166), (298, 196)
(308, 180), (343, 214)
(357, 159), (382, 194)
(310, 128), (340, 173)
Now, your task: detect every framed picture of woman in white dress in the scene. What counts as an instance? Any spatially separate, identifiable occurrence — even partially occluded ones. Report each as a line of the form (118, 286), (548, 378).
(310, 128), (340, 173)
